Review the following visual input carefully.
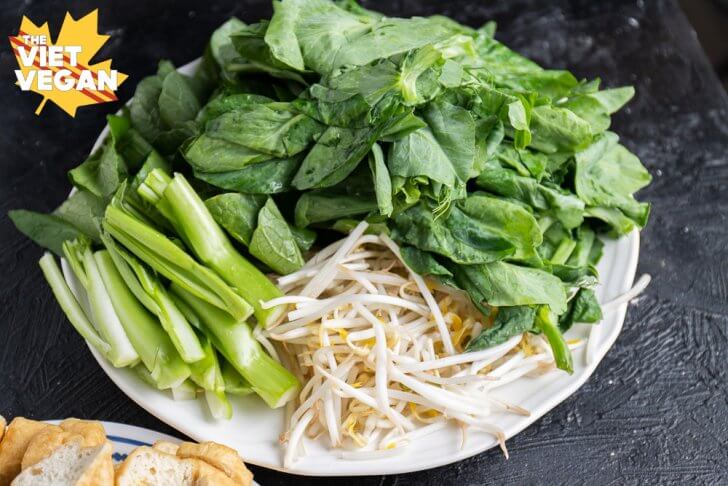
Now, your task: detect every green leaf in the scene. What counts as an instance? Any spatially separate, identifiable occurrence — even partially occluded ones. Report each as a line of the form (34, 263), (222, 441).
(10, 210), (84, 256)
(368, 143), (392, 217)
(205, 104), (321, 158)
(391, 194), (541, 265)
(559, 288), (602, 332)
(205, 193), (266, 246)
(399, 246), (452, 278)
(293, 125), (378, 190)
(68, 139), (128, 199)
(475, 161), (585, 229)
(294, 190), (377, 228)
(250, 198), (305, 274)
(159, 72), (202, 129)
(575, 133), (651, 232)
(53, 190), (106, 242)
(466, 306), (536, 351)
(193, 156), (301, 194)
(449, 261), (567, 314)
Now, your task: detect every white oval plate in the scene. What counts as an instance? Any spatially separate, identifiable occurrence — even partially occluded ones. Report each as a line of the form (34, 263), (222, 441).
(61, 60), (641, 476)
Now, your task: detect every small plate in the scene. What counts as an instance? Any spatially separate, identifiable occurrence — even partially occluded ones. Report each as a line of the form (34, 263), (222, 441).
(60, 60), (642, 476)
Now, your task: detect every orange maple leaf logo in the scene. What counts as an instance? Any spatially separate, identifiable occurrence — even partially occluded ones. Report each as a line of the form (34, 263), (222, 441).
(9, 10), (128, 116)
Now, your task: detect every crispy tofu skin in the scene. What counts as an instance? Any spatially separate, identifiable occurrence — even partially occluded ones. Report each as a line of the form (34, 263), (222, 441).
(20, 426), (82, 470)
(176, 441), (253, 486)
(0, 417), (49, 486)
(58, 419), (106, 448)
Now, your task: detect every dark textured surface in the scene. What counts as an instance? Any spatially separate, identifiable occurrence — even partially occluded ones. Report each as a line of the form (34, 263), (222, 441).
(1, 0), (726, 484)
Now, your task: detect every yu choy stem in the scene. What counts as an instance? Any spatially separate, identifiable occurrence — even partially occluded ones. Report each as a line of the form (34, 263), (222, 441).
(139, 170), (284, 327)
(171, 283), (298, 408)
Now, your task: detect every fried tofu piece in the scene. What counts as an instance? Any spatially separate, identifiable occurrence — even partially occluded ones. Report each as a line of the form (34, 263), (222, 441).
(20, 426), (83, 470)
(176, 441), (253, 486)
(152, 440), (180, 455)
(11, 440), (114, 486)
(115, 446), (237, 486)
(0, 418), (50, 486)
(58, 419), (106, 448)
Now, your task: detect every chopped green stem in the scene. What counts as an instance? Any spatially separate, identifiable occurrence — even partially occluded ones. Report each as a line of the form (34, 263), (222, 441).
(550, 238), (577, 265)
(204, 389), (232, 420)
(102, 231), (205, 362)
(139, 170), (284, 327)
(104, 205), (252, 321)
(171, 283), (299, 408)
(221, 360), (253, 396)
(38, 253), (110, 357)
(172, 380), (199, 401)
(82, 248), (139, 367)
(95, 250), (190, 389)
(189, 335), (224, 391)
(535, 305), (573, 374)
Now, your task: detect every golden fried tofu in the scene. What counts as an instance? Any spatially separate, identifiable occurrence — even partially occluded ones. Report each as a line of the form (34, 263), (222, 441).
(58, 419), (106, 448)
(0, 417), (50, 486)
(20, 426), (83, 470)
(152, 440), (180, 455)
(0, 416), (6, 443)
(177, 441), (253, 486)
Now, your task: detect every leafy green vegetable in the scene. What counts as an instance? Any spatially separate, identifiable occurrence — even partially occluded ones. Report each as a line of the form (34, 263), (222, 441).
(466, 306), (536, 351)
(249, 198), (305, 274)
(449, 261), (567, 315)
(205, 193), (266, 246)
(12, 0), (654, 390)
(10, 210), (85, 256)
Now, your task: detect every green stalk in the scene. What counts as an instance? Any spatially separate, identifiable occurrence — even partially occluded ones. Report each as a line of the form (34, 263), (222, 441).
(95, 250), (190, 389)
(535, 305), (573, 374)
(188, 335), (223, 392)
(38, 253), (111, 357)
(69, 242), (138, 367)
(171, 283), (299, 408)
(550, 238), (577, 265)
(139, 170), (284, 327)
(221, 360), (253, 396)
(172, 380), (199, 401)
(101, 232), (205, 363)
(103, 205), (252, 321)
(204, 389), (232, 420)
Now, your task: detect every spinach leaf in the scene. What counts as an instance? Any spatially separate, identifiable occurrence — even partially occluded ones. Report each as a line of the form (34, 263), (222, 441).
(9, 210), (84, 256)
(399, 246), (452, 278)
(294, 190), (377, 227)
(205, 104), (322, 158)
(466, 306), (536, 351)
(53, 190), (106, 242)
(293, 125), (379, 190)
(449, 261), (567, 314)
(193, 156), (301, 194)
(250, 198), (305, 274)
(205, 193), (267, 246)
(575, 133), (651, 232)
(68, 138), (128, 200)
(559, 288), (602, 332)
(475, 160), (584, 229)
(368, 143), (393, 217)
(391, 194), (541, 265)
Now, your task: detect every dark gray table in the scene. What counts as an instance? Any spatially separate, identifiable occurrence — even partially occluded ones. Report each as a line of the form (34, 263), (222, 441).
(1, 1), (726, 484)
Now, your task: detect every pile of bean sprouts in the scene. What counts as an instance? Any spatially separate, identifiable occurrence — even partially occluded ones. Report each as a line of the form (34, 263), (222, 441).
(259, 222), (650, 467)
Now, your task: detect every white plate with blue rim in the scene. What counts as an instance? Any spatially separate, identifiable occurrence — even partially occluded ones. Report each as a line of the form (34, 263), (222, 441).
(60, 59), (644, 476)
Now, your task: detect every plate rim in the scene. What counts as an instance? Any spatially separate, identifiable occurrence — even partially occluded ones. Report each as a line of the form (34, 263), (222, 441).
(65, 58), (642, 476)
